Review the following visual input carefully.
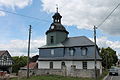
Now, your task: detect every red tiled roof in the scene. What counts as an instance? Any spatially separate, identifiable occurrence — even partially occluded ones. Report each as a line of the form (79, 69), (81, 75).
(24, 62), (38, 69)
(0, 50), (8, 56)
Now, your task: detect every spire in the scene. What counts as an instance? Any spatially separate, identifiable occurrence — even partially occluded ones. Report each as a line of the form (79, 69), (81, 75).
(52, 5), (62, 23)
(56, 4), (58, 13)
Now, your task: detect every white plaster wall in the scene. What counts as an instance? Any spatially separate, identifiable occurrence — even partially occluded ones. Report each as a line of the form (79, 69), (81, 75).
(38, 61), (65, 69)
(87, 61), (94, 69)
(65, 61), (72, 75)
(73, 61), (82, 69)
(87, 61), (102, 69)
(53, 61), (61, 69)
(38, 61), (102, 71)
(38, 61), (50, 69)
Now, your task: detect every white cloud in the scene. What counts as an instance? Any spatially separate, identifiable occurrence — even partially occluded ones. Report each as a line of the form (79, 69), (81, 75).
(96, 37), (120, 49)
(90, 37), (120, 57)
(41, 0), (120, 35)
(0, 37), (46, 56)
(0, 11), (5, 16)
(0, 0), (32, 9)
(0, 0), (32, 16)
(0, 36), (120, 58)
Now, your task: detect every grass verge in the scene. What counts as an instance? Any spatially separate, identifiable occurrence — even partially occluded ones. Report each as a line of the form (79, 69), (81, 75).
(11, 70), (108, 80)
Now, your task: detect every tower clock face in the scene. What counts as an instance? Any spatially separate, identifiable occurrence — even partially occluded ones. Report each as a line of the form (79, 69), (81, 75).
(51, 25), (54, 29)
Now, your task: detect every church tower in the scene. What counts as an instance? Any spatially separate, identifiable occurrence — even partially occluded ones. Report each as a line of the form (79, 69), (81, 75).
(46, 8), (69, 45)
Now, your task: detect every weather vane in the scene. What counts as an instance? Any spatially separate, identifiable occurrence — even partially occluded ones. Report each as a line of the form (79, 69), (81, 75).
(56, 4), (58, 13)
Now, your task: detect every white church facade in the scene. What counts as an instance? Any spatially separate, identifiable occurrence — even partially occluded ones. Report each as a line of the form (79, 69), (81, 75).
(38, 10), (102, 77)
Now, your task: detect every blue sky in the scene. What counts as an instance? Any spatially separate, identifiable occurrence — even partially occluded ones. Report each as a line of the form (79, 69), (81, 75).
(0, 0), (120, 57)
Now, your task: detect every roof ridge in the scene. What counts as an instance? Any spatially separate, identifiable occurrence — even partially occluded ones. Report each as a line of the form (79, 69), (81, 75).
(0, 50), (7, 51)
(0, 50), (8, 56)
(68, 36), (86, 38)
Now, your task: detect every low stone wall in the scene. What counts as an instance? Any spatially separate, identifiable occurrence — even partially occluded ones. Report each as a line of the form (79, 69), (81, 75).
(70, 69), (100, 77)
(18, 69), (35, 77)
(18, 69), (100, 78)
(35, 69), (63, 76)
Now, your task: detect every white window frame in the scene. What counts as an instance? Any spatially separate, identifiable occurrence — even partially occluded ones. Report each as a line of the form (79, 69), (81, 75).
(82, 61), (87, 69)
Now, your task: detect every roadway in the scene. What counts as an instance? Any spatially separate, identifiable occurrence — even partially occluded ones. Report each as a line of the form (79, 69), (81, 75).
(105, 68), (120, 80)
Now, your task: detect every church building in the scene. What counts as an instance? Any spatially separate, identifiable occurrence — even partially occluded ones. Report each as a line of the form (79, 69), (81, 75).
(38, 10), (102, 77)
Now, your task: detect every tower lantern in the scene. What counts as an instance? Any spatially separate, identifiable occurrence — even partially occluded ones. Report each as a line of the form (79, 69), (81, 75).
(46, 8), (69, 45)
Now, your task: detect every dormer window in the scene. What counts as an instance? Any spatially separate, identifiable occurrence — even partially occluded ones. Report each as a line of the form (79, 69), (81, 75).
(81, 47), (87, 56)
(69, 48), (75, 56)
(51, 49), (54, 56)
(51, 36), (54, 44)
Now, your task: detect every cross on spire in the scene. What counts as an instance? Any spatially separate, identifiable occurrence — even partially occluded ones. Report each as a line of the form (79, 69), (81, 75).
(56, 4), (58, 13)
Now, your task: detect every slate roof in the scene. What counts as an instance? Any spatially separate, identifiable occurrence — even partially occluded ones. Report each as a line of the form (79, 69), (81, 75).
(39, 36), (95, 48)
(0, 50), (8, 56)
(21, 62), (38, 69)
(38, 36), (102, 61)
(38, 46), (102, 61)
(46, 23), (69, 34)
(62, 36), (94, 47)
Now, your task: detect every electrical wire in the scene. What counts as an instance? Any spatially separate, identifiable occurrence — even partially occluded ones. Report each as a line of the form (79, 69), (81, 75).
(0, 9), (50, 22)
(97, 3), (120, 28)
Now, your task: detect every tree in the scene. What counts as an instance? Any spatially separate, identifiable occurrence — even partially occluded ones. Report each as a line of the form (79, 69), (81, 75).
(12, 56), (28, 73)
(100, 47), (118, 69)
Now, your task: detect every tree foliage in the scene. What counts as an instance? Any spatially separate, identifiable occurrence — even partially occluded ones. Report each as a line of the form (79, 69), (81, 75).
(12, 56), (28, 73)
(100, 47), (118, 69)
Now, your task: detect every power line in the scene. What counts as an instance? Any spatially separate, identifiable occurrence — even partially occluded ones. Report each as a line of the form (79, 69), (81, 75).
(97, 3), (120, 28)
(0, 9), (50, 22)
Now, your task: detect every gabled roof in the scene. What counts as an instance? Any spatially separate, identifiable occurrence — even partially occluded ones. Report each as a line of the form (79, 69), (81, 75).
(62, 36), (94, 47)
(0, 50), (8, 56)
(21, 62), (38, 69)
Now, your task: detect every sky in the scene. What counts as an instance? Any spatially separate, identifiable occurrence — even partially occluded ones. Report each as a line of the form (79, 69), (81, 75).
(0, 0), (120, 58)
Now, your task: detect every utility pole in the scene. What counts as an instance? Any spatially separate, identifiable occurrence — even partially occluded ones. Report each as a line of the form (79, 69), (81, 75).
(94, 26), (97, 80)
(27, 25), (32, 78)
(106, 53), (108, 69)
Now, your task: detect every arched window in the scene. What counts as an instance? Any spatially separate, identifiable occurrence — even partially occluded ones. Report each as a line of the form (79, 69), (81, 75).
(61, 62), (65, 69)
(61, 62), (65, 66)
(50, 62), (53, 69)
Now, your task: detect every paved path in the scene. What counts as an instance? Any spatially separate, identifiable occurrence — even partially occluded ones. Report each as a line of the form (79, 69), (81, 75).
(106, 76), (120, 80)
(105, 68), (120, 80)
(112, 76), (120, 80)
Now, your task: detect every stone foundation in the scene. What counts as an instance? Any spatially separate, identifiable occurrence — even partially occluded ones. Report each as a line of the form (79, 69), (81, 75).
(18, 68), (100, 78)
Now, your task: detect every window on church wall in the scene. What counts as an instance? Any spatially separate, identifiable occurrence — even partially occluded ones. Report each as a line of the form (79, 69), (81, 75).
(51, 36), (54, 44)
(82, 61), (87, 69)
(69, 48), (75, 56)
(61, 62), (66, 69)
(81, 47), (87, 56)
(50, 62), (53, 69)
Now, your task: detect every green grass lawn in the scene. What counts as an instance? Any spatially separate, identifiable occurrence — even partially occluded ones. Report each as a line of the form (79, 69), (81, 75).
(10, 75), (94, 80)
(10, 70), (108, 80)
